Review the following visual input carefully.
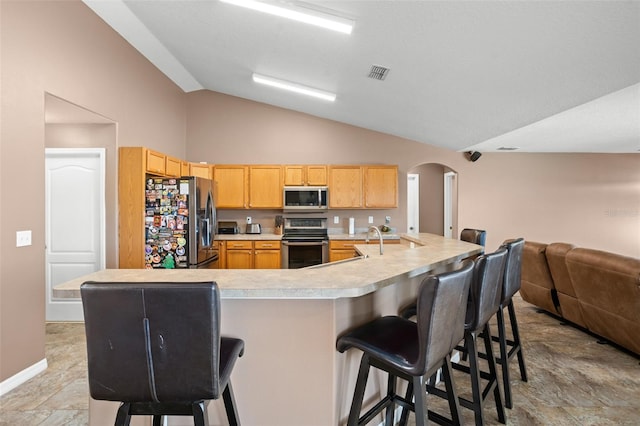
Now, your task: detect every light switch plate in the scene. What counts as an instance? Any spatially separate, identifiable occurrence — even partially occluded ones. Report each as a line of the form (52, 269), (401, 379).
(368, 216), (374, 224)
(333, 216), (340, 224)
(246, 216), (252, 224)
(16, 230), (32, 247)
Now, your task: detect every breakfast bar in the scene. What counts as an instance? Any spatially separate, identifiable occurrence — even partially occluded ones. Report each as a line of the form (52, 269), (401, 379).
(54, 233), (482, 426)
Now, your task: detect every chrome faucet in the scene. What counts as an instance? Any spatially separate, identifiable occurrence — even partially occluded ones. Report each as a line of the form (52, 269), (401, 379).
(365, 225), (384, 255)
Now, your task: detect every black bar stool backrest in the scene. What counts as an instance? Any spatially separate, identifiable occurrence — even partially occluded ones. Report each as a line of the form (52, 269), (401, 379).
(415, 260), (475, 376)
(500, 238), (525, 302)
(81, 282), (224, 402)
(467, 248), (508, 332)
(460, 228), (487, 246)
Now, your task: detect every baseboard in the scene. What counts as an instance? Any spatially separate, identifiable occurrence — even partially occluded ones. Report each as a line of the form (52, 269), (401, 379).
(0, 358), (48, 396)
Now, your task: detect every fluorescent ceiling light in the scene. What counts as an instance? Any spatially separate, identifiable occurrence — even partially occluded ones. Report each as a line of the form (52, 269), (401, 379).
(221, 0), (354, 34)
(252, 73), (336, 102)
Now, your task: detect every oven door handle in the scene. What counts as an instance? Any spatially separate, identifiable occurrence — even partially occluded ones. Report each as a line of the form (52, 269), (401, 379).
(282, 241), (328, 246)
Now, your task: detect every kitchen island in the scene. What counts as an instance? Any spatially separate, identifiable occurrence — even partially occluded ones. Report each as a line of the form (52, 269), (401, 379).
(54, 233), (482, 426)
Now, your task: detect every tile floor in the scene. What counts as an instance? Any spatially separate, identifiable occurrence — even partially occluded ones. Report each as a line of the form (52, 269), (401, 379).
(1, 294), (639, 425)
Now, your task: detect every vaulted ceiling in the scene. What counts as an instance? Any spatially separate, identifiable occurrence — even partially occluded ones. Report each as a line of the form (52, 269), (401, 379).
(84, 0), (640, 153)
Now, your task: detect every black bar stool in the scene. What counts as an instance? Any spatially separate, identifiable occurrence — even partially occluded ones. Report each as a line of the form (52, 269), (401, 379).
(494, 238), (528, 409)
(336, 260), (474, 426)
(81, 281), (245, 426)
(449, 248), (508, 425)
(400, 229), (486, 321)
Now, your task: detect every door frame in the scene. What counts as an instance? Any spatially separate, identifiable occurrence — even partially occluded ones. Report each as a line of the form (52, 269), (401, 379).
(443, 171), (456, 238)
(407, 173), (420, 234)
(45, 147), (106, 321)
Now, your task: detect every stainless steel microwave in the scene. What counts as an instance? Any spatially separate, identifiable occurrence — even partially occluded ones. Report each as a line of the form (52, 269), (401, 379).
(283, 186), (328, 211)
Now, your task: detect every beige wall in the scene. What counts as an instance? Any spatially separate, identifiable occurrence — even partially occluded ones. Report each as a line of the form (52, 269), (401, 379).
(0, 0), (186, 382)
(187, 90), (640, 256)
(2, 0), (639, 388)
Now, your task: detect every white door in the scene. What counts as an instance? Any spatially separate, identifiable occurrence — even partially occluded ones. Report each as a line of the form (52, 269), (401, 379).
(45, 148), (105, 321)
(443, 171), (456, 238)
(407, 173), (419, 234)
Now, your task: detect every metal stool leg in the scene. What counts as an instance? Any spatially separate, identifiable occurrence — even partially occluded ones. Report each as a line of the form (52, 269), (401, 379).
(348, 354), (371, 426)
(483, 323), (506, 424)
(115, 402), (131, 426)
(223, 382), (240, 426)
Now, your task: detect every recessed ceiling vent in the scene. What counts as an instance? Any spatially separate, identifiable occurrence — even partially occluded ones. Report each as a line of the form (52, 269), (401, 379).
(497, 146), (519, 151)
(368, 65), (390, 81)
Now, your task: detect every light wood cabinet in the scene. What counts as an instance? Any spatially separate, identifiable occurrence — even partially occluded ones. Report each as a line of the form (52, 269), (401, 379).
(190, 163), (211, 179)
(284, 165), (327, 186)
(180, 161), (190, 177)
(225, 240), (253, 269)
(329, 239), (364, 262)
(214, 165), (249, 209)
(119, 147), (150, 268)
(223, 240), (281, 269)
(145, 149), (166, 175)
(328, 166), (363, 208)
(215, 240), (226, 269)
(253, 240), (281, 269)
(364, 165), (398, 208)
(165, 156), (182, 177)
(249, 165), (283, 208)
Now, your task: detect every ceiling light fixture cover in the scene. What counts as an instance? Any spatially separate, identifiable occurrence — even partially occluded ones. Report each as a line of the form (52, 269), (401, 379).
(252, 73), (336, 102)
(220, 0), (354, 34)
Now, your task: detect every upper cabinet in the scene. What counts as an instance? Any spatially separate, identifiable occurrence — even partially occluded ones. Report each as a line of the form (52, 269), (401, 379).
(145, 149), (166, 175)
(328, 165), (398, 209)
(249, 165), (283, 208)
(189, 163), (212, 179)
(284, 165), (328, 186)
(328, 166), (363, 208)
(364, 165), (398, 208)
(165, 155), (182, 177)
(213, 165), (248, 209)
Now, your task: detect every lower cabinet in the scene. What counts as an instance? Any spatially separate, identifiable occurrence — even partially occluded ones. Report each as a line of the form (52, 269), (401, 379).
(329, 240), (365, 262)
(254, 241), (282, 269)
(224, 240), (281, 269)
(329, 239), (400, 262)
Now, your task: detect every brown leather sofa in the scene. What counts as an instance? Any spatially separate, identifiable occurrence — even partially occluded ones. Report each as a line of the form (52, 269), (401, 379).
(520, 241), (640, 355)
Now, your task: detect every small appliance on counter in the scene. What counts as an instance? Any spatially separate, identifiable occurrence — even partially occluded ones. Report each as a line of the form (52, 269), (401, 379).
(218, 221), (239, 235)
(246, 223), (262, 234)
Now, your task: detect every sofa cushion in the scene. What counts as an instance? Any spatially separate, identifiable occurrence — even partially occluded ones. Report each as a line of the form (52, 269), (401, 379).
(546, 242), (586, 327)
(565, 248), (640, 355)
(520, 241), (560, 315)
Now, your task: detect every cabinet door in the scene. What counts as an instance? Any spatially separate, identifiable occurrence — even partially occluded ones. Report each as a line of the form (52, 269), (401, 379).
(190, 163), (211, 179)
(226, 249), (253, 269)
(254, 250), (281, 269)
(364, 166), (398, 208)
(284, 166), (304, 186)
(216, 241), (226, 269)
(329, 166), (362, 208)
(180, 161), (190, 177)
(145, 149), (166, 175)
(306, 165), (328, 185)
(165, 156), (181, 177)
(249, 166), (283, 208)
(329, 249), (358, 262)
(214, 166), (248, 208)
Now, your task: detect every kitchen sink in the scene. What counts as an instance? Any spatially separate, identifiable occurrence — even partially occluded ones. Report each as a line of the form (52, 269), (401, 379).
(305, 255), (368, 269)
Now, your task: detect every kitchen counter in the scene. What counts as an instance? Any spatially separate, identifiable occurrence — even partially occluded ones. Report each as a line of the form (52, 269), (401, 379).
(54, 233), (479, 300)
(215, 232), (282, 241)
(328, 232), (400, 240)
(55, 233), (481, 426)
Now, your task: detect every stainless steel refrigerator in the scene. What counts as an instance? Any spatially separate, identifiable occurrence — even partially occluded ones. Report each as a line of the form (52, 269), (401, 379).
(144, 176), (217, 269)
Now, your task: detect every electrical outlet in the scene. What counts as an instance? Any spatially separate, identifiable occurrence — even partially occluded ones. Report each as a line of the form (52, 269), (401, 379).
(16, 230), (32, 247)
(368, 216), (374, 224)
(333, 216), (340, 224)
(246, 216), (252, 224)
(385, 216), (391, 224)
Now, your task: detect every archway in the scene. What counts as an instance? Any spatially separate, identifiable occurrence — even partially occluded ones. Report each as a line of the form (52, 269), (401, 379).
(407, 162), (458, 237)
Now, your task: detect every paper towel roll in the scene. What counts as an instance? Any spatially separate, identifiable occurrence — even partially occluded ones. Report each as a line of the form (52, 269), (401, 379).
(348, 217), (355, 235)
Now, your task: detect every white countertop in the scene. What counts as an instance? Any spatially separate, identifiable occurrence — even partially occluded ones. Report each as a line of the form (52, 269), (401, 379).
(54, 233), (481, 300)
